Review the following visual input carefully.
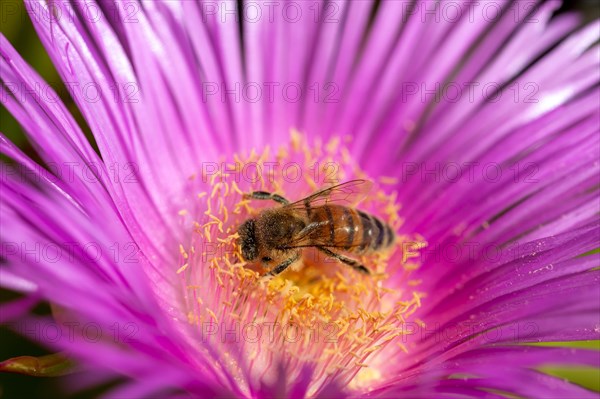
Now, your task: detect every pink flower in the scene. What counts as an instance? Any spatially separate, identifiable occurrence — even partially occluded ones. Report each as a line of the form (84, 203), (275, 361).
(1, 1), (598, 397)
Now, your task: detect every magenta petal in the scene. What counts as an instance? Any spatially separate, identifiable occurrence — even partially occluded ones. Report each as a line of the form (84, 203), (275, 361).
(1, 1), (598, 397)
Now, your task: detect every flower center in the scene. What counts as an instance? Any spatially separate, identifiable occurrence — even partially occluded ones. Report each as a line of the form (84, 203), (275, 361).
(176, 132), (426, 395)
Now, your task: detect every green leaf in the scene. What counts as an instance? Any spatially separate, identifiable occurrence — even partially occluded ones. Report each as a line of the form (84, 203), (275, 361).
(0, 353), (77, 377)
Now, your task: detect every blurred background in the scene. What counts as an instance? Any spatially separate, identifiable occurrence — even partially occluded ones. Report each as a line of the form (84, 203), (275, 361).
(1, 0), (599, 397)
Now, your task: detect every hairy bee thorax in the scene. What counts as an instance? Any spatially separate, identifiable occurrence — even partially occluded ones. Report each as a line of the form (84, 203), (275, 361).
(176, 131), (427, 395)
(258, 210), (306, 248)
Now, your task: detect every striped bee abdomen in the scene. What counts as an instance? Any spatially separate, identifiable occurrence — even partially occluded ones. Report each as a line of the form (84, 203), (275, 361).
(307, 205), (395, 252)
(355, 210), (394, 251)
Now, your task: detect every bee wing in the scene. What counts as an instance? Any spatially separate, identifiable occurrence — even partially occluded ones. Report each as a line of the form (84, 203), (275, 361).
(283, 221), (329, 248)
(284, 220), (365, 250)
(285, 179), (373, 209)
(279, 180), (373, 250)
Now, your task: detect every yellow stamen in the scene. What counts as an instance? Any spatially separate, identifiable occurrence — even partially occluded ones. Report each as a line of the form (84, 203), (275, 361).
(207, 309), (218, 322)
(176, 263), (189, 274)
(179, 244), (188, 259)
(174, 131), (426, 393)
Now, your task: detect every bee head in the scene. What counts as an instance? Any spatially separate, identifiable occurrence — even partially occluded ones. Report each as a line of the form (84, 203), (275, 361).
(237, 219), (258, 261)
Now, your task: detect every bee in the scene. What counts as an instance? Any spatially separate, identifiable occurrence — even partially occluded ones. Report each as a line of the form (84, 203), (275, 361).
(237, 180), (396, 276)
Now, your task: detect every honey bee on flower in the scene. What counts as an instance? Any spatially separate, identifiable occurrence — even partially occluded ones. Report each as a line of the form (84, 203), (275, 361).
(1, 1), (598, 398)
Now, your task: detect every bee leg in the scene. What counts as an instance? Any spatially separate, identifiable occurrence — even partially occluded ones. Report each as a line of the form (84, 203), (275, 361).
(316, 247), (370, 275)
(245, 191), (290, 205)
(265, 252), (300, 276)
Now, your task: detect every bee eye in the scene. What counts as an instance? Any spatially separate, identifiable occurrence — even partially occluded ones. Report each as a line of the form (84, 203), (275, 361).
(262, 257), (272, 263)
(238, 219), (258, 261)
